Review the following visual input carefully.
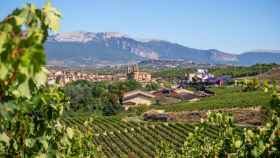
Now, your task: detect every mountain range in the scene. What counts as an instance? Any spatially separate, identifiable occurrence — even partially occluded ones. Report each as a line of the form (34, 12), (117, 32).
(45, 32), (280, 67)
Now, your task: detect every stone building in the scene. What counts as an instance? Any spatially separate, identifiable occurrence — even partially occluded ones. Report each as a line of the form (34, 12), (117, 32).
(127, 64), (152, 83)
(123, 90), (155, 110)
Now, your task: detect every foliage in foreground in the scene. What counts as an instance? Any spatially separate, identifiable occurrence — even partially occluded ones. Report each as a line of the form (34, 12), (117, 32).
(156, 111), (280, 158)
(0, 3), (102, 157)
(157, 83), (280, 158)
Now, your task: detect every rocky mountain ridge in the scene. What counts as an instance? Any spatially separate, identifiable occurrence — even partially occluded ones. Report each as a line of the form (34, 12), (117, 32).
(45, 32), (280, 67)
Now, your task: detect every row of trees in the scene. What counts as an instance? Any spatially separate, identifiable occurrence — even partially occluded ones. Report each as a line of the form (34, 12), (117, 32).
(152, 63), (278, 81)
(209, 63), (278, 78)
(63, 80), (142, 115)
(63, 79), (160, 115)
(152, 68), (193, 81)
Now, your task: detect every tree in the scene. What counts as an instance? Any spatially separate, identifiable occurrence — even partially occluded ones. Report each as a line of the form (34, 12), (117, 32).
(63, 80), (131, 115)
(145, 82), (160, 91)
(63, 80), (99, 112)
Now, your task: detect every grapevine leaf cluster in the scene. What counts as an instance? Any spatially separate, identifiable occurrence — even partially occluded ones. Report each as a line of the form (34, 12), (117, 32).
(0, 2), (102, 157)
(156, 112), (280, 158)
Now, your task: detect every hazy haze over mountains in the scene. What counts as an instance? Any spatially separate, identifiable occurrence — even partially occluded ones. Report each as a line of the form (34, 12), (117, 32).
(45, 32), (280, 67)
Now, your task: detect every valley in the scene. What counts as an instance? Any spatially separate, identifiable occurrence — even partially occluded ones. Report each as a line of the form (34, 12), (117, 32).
(1, 1), (279, 157)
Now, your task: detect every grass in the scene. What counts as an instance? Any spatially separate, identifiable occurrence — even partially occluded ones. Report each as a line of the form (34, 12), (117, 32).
(155, 86), (271, 112)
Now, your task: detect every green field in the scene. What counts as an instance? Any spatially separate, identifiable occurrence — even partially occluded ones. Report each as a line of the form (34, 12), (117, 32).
(63, 117), (218, 158)
(155, 86), (271, 112)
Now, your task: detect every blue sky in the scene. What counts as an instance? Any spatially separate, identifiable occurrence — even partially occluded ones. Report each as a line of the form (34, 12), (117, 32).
(1, 0), (279, 54)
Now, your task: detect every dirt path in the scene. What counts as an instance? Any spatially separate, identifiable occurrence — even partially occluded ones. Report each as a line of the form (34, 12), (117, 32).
(170, 106), (268, 125)
(145, 106), (268, 126)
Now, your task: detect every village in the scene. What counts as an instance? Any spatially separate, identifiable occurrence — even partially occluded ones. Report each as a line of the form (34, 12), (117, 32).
(47, 64), (233, 111)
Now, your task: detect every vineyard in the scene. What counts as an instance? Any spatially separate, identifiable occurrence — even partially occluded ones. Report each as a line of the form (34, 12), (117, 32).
(63, 117), (219, 158)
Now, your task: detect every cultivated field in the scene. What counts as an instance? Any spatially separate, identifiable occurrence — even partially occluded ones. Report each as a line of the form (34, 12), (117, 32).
(63, 117), (218, 158)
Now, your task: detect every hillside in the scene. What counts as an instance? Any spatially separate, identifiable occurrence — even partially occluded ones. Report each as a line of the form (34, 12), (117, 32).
(45, 32), (280, 67)
(255, 67), (280, 85)
(238, 51), (280, 65)
(155, 87), (271, 112)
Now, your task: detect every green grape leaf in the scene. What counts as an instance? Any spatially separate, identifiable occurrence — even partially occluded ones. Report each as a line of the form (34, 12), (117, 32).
(0, 132), (10, 144)
(234, 140), (242, 148)
(25, 138), (35, 148)
(66, 127), (74, 139)
(18, 56), (30, 76)
(0, 32), (8, 53)
(43, 2), (61, 32)
(34, 67), (48, 87)
(14, 16), (25, 25)
(35, 153), (47, 158)
(0, 63), (9, 80)
(40, 138), (49, 150)
(13, 79), (31, 98)
(26, 3), (36, 14)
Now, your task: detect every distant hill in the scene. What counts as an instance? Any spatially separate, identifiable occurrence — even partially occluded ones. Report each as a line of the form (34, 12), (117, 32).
(45, 32), (280, 67)
(238, 51), (280, 65)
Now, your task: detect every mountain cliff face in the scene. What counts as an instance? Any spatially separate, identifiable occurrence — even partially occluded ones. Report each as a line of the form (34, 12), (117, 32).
(45, 32), (280, 66)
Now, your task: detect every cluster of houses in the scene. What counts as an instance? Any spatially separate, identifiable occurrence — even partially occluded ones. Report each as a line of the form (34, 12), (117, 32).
(185, 69), (233, 87)
(48, 70), (118, 85)
(122, 87), (214, 110)
(187, 69), (214, 82)
(47, 64), (152, 86)
(122, 68), (233, 110)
